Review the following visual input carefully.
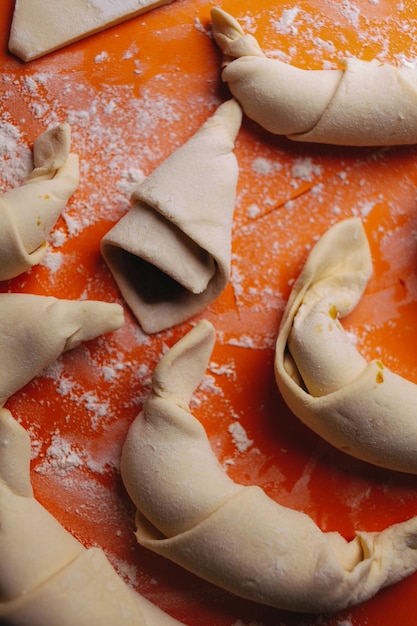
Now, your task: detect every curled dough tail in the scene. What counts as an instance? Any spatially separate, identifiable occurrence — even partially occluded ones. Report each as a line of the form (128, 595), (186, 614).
(210, 7), (264, 62)
(0, 294), (124, 406)
(152, 317), (216, 405)
(121, 320), (241, 538)
(210, 8), (341, 136)
(29, 122), (73, 179)
(275, 218), (417, 473)
(53, 297), (125, 350)
(0, 409), (184, 625)
(0, 123), (79, 280)
(121, 320), (417, 613)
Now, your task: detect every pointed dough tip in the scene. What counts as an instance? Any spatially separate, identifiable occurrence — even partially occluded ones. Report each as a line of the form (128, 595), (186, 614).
(63, 300), (125, 350)
(210, 8), (264, 62)
(210, 7), (244, 40)
(302, 217), (371, 290)
(32, 122), (72, 173)
(207, 99), (242, 143)
(152, 319), (215, 403)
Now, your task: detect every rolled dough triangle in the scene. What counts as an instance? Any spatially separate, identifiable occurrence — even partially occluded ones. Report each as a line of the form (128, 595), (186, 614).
(9, 0), (175, 62)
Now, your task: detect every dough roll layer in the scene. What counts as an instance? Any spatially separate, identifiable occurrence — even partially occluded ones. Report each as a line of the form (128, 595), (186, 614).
(121, 320), (417, 613)
(211, 8), (417, 146)
(0, 549), (179, 626)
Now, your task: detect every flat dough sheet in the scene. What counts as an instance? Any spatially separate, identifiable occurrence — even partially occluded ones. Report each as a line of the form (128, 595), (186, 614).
(9, 0), (175, 61)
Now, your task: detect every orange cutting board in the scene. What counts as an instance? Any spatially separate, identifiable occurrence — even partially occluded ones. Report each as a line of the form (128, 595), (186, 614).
(2, 1), (417, 624)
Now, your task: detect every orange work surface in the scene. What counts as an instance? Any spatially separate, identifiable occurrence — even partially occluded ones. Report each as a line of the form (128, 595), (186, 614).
(2, 0), (417, 624)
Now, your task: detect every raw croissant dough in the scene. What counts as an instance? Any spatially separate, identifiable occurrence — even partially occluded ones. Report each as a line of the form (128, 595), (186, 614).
(101, 99), (242, 334)
(275, 217), (417, 474)
(0, 294), (124, 407)
(121, 319), (417, 613)
(0, 408), (184, 625)
(9, 0), (175, 62)
(0, 123), (79, 281)
(210, 8), (417, 146)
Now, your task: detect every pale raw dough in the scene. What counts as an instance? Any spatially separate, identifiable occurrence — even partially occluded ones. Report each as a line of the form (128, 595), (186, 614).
(210, 8), (417, 146)
(121, 319), (417, 613)
(274, 217), (417, 473)
(9, 0), (176, 62)
(0, 293), (124, 407)
(0, 408), (184, 625)
(0, 123), (79, 281)
(101, 99), (242, 334)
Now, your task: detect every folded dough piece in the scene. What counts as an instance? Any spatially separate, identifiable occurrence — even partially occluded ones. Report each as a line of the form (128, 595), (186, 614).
(274, 217), (417, 474)
(9, 0), (176, 62)
(0, 123), (79, 281)
(0, 293), (124, 406)
(0, 409), (184, 625)
(101, 99), (242, 334)
(121, 319), (417, 613)
(210, 8), (417, 146)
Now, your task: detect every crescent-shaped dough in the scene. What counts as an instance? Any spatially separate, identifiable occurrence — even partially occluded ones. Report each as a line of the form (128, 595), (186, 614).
(0, 408), (184, 625)
(0, 293), (124, 407)
(101, 99), (242, 334)
(121, 319), (417, 613)
(210, 8), (417, 146)
(274, 217), (417, 474)
(0, 123), (79, 281)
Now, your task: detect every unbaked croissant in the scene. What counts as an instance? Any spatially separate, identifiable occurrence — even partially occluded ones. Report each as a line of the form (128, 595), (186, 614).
(275, 217), (417, 474)
(210, 7), (417, 146)
(101, 99), (242, 334)
(0, 408), (184, 625)
(0, 123), (79, 280)
(0, 293), (124, 406)
(121, 319), (417, 613)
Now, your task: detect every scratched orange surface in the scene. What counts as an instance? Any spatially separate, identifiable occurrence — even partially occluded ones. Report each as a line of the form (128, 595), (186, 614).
(2, 0), (417, 624)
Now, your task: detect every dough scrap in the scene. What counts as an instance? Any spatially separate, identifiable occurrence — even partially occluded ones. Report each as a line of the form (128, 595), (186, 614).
(0, 408), (184, 625)
(0, 123), (79, 281)
(101, 99), (242, 334)
(121, 319), (417, 613)
(0, 293), (124, 407)
(274, 217), (417, 473)
(210, 8), (417, 146)
(9, 0), (176, 62)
